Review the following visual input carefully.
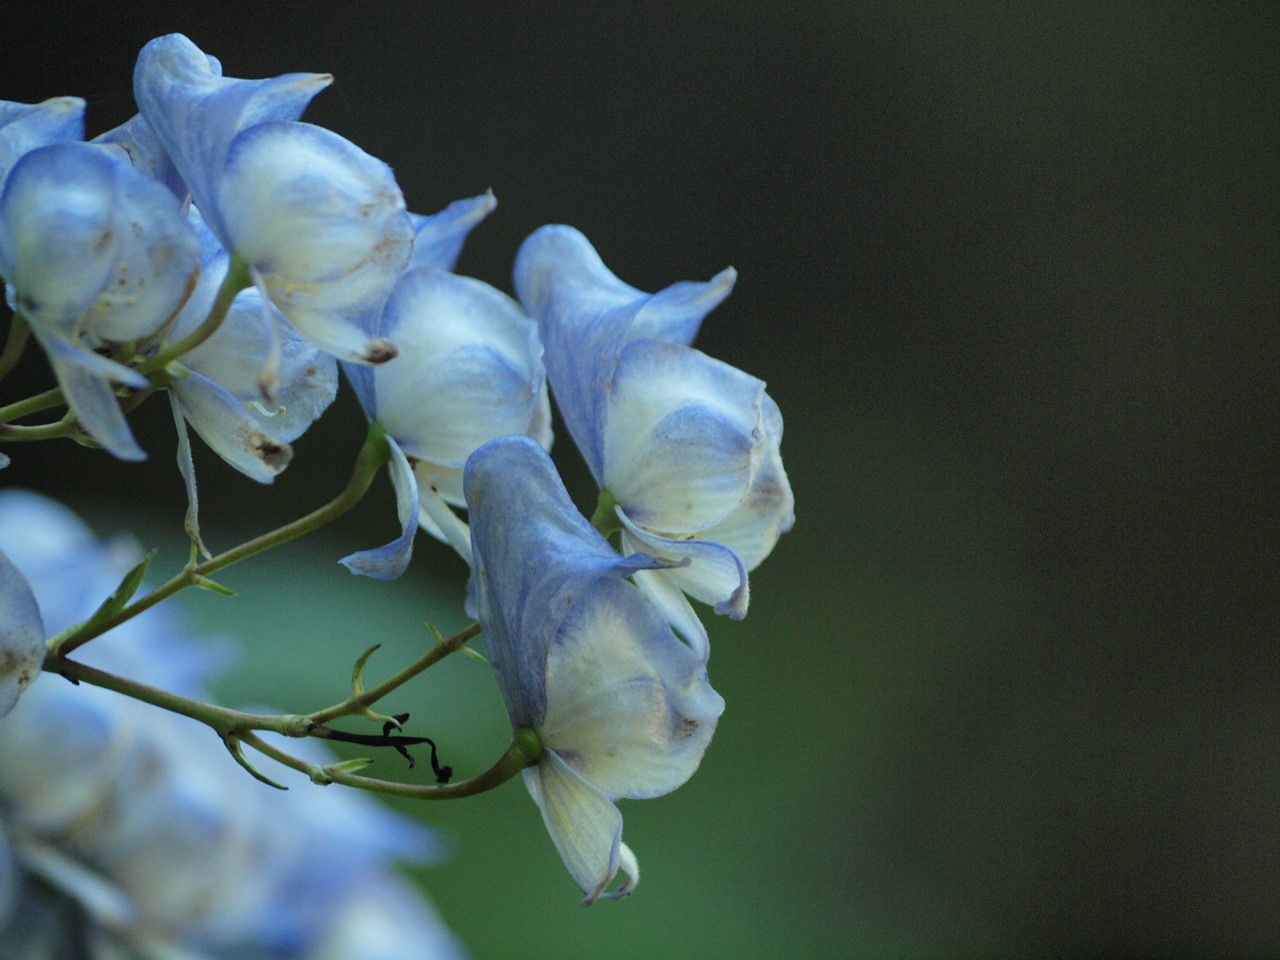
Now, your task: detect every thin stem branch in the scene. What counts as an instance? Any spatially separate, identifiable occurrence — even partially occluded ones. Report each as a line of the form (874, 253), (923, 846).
(240, 728), (542, 800)
(0, 385), (65, 425)
(48, 421), (391, 658)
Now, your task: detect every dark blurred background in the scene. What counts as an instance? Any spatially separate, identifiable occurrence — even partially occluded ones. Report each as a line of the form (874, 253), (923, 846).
(2, 4), (1277, 957)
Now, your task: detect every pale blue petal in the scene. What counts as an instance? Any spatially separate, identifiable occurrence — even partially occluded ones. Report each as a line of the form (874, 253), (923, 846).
(171, 370), (292, 483)
(373, 268), (545, 465)
(524, 752), (626, 905)
(627, 563), (710, 661)
(339, 437), (419, 579)
(697, 392), (795, 571)
(620, 515), (750, 618)
(93, 112), (187, 201)
(464, 436), (671, 727)
(414, 470), (473, 565)
(540, 574), (723, 797)
(0, 96), (85, 189)
(27, 324), (145, 461)
(169, 392), (210, 558)
(0, 548), (44, 718)
(409, 190), (496, 272)
(605, 338), (763, 532)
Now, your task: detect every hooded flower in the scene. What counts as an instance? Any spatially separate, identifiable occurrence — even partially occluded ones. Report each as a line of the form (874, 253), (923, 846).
(340, 193), (551, 579)
(465, 436), (723, 903)
(0, 140), (199, 460)
(514, 225), (793, 644)
(133, 33), (413, 367)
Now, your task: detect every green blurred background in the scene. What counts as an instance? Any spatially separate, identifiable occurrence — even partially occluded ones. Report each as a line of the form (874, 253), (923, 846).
(3, 4), (1277, 957)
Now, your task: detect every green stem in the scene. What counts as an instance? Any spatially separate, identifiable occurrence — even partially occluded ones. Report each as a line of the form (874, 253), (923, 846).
(241, 727), (543, 799)
(48, 421), (391, 658)
(307, 621), (482, 727)
(0, 313), (30, 380)
(0, 385), (65, 425)
(0, 411), (77, 442)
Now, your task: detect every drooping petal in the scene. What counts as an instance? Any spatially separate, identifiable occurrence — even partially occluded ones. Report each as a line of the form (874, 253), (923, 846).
(0, 548), (43, 718)
(619, 517), (749, 618)
(464, 436), (672, 728)
(339, 437), (419, 580)
(604, 338), (764, 532)
(523, 752), (626, 905)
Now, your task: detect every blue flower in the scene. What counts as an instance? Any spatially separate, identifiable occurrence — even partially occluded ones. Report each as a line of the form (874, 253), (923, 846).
(0, 491), (464, 958)
(134, 34), (413, 367)
(514, 225), (794, 645)
(341, 194), (551, 578)
(465, 436), (724, 903)
(0, 140), (199, 460)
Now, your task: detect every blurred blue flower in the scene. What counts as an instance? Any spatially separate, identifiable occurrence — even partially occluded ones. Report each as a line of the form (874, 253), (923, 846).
(341, 194), (551, 579)
(0, 548), (42, 718)
(515, 225), (794, 645)
(0, 95), (85, 190)
(465, 436), (723, 904)
(0, 140), (199, 460)
(134, 33), (413, 367)
(0, 490), (464, 959)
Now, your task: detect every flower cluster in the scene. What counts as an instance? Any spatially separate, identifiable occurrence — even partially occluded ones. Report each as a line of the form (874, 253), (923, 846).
(0, 32), (794, 919)
(0, 491), (464, 959)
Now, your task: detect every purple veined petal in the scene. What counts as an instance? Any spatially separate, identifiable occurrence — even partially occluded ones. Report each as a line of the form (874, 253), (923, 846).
(523, 752), (627, 906)
(133, 33), (331, 242)
(0, 96), (85, 190)
(218, 121), (412, 364)
(604, 338), (764, 533)
(26, 323), (145, 461)
(409, 190), (496, 272)
(538, 573), (723, 800)
(339, 437), (419, 580)
(619, 514), (750, 619)
(0, 548), (44, 718)
(465, 436), (674, 728)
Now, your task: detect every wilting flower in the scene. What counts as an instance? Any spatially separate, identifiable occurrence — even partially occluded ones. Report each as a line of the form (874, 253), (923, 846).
(134, 33), (413, 367)
(0, 140), (199, 460)
(514, 225), (793, 646)
(0, 490), (464, 959)
(465, 436), (723, 903)
(341, 193), (551, 578)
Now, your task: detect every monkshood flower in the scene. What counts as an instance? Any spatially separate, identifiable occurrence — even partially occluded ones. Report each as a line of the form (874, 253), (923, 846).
(0, 140), (199, 460)
(341, 193), (551, 578)
(465, 436), (723, 904)
(0, 490), (464, 959)
(134, 33), (413, 367)
(168, 209), (338, 552)
(514, 225), (794, 648)
(0, 549), (42, 718)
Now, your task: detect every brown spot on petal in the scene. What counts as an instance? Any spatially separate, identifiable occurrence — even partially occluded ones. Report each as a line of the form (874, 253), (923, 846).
(0, 648), (35, 692)
(672, 716), (699, 740)
(365, 339), (399, 364)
